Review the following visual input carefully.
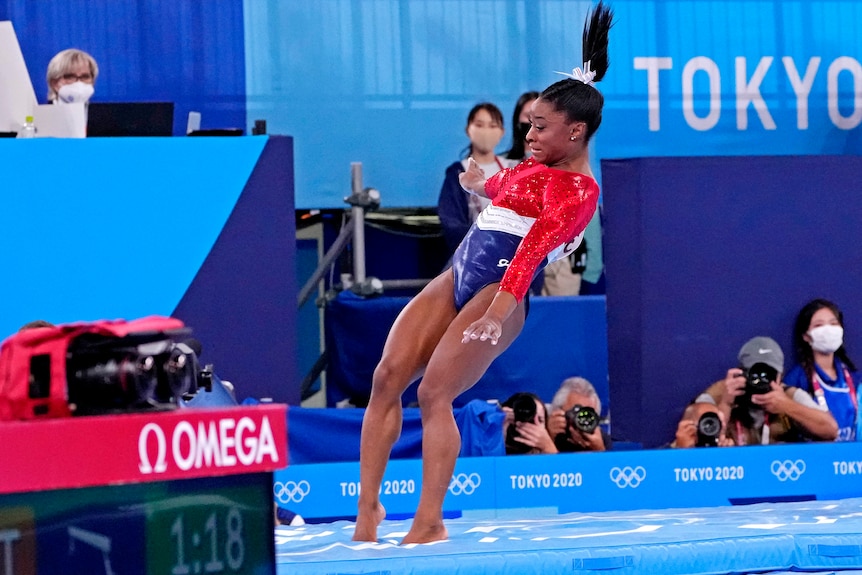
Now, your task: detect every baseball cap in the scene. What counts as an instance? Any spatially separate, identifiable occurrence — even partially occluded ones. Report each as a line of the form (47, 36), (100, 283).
(737, 336), (784, 373)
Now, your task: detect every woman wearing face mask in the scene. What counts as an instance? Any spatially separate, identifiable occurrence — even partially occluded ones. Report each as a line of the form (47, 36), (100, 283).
(437, 102), (511, 258)
(46, 49), (98, 105)
(785, 298), (861, 442)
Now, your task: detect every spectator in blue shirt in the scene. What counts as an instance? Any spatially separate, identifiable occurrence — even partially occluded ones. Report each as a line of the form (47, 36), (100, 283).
(785, 299), (861, 442)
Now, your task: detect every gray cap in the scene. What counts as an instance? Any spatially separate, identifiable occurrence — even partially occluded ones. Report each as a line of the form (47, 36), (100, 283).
(738, 336), (784, 373)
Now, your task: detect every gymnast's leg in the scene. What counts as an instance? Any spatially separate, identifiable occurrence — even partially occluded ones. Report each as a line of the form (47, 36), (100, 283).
(401, 283), (526, 544)
(352, 270), (458, 542)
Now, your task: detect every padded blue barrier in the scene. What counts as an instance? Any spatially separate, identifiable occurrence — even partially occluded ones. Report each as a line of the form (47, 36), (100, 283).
(274, 441), (862, 524)
(275, 497), (862, 575)
(324, 292), (609, 412)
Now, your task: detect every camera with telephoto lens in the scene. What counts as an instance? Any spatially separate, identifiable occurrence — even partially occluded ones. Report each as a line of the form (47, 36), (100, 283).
(66, 333), (201, 415)
(695, 411), (722, 447)
(565, 404), (599, 434)
(744, 362), (777, 395)
(504, 393), (538, 454)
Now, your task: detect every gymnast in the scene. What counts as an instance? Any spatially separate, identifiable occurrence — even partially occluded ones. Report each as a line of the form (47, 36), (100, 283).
(353, 1), (614, 544)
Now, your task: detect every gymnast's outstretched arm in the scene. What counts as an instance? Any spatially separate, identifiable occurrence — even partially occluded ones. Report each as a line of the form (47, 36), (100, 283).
(458, 157), (489, 198)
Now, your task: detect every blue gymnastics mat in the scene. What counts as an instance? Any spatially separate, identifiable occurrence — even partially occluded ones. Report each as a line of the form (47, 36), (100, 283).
(275, 497), (862, 575)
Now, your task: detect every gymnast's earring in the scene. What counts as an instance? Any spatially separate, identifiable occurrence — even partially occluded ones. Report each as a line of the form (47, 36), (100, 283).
(570, 135), (577, 141)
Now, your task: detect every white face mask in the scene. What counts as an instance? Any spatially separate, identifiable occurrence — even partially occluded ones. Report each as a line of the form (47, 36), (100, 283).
(58, 81), (94, 104)
(468, 126), (503, 155)
(808, 324), (844, 354)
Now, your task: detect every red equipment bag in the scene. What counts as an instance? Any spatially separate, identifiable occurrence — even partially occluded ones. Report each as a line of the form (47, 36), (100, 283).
(0, 316), (186, 421)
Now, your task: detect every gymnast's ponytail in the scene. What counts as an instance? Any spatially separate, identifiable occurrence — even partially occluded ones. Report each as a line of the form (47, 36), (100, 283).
(540, 1), (615, 141)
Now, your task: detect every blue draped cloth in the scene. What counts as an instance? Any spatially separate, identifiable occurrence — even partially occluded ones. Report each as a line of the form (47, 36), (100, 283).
(286, 400), (506, 464)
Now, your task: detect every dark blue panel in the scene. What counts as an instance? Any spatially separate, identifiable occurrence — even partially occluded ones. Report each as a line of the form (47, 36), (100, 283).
(287, 401), (505, 464)
(603, 155), (862, 448)
(324, 292), (609, 414)
(173, 136), (298, 405)
(0, 0), (246, 135)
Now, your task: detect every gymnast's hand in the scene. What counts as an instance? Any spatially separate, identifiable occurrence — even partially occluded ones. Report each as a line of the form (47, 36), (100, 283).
(462, 315), (503, 345)
(459, 157), (488, 196)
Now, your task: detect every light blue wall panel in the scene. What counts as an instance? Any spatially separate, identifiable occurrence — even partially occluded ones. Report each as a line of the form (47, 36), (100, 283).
(244, 0), (862, 209)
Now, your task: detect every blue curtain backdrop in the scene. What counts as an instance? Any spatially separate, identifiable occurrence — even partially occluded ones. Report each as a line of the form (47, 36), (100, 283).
(0, 0), (246, 135)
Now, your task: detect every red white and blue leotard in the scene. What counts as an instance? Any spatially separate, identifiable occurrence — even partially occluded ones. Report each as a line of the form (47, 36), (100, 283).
(451, 157), (600, 310)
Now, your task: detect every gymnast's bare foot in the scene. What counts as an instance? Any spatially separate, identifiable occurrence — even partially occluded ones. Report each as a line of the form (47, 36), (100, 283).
(352, 502), (386, 542)
(401, 520), (448, 544)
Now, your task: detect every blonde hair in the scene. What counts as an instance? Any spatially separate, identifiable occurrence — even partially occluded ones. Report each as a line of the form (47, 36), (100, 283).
(46, 49), (99, 102)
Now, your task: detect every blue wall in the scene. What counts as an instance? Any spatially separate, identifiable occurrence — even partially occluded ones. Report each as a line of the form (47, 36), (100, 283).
(0, 137), (299, 405)
(242, 0), (862, 208)
(5, 1), (861, 208)
(604, 155), (862, 448)
(4, 1), (862, 431)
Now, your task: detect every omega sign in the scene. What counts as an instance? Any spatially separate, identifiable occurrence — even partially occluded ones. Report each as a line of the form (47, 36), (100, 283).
(138, 415), (280, 474)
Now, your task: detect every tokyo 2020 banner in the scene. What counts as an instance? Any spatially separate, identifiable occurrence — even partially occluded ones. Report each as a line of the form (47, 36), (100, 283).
(600, 2), (862, 160)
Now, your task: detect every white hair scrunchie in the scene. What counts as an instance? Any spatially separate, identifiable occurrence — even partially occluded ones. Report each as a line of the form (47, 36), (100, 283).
(554, 60), (596, 86)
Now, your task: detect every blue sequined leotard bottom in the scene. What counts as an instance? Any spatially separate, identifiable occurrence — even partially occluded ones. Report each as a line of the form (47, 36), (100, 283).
(451, 224), (544, 311)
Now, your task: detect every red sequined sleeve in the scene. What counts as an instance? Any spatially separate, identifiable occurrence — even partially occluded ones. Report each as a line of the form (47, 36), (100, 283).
(499, 175), (599, 302)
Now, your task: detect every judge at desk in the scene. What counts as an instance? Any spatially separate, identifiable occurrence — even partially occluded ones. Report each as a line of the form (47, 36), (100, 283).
(46, 48), (98, 105)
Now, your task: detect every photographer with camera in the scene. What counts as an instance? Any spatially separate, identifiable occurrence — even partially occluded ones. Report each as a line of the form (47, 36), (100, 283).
(500, 392), (557, 454)
(547, 376), (611, 452)
(697, 336), (838, 445)
(671, 401), (735, 448)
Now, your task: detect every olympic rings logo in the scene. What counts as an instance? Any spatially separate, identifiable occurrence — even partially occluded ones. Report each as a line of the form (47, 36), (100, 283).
(449, 473), (481, 495)
(609, 466), (646, 488)
(770, 459), (806, 481)
(273, 480), (311, 503)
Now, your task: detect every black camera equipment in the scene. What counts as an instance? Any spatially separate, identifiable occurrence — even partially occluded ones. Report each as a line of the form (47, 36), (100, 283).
(744, 362), (777, 395)
(695, 411), (722, 447)
(565, 405), (599, 434)
(67, 333), (201, 415)
(504, 393), (538, 454)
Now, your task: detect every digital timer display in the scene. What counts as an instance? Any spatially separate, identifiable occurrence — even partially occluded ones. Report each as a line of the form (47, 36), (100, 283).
(0, 473), (274, 575)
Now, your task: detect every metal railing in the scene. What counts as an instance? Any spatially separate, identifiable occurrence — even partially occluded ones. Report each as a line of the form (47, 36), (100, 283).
(296, 162), (431, 400)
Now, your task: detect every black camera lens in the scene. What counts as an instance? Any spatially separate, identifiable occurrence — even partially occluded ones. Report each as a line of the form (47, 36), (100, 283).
(503, 393), (538, 454)
(66, 332), (202, 416)
(69, 354), (159, 414)
(696, 412), (722, 447)
(565, 405), (599, 434)
(745, 362), (777, 395)
(512, 394), (537, 424)
(157, 342), (199, 402)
